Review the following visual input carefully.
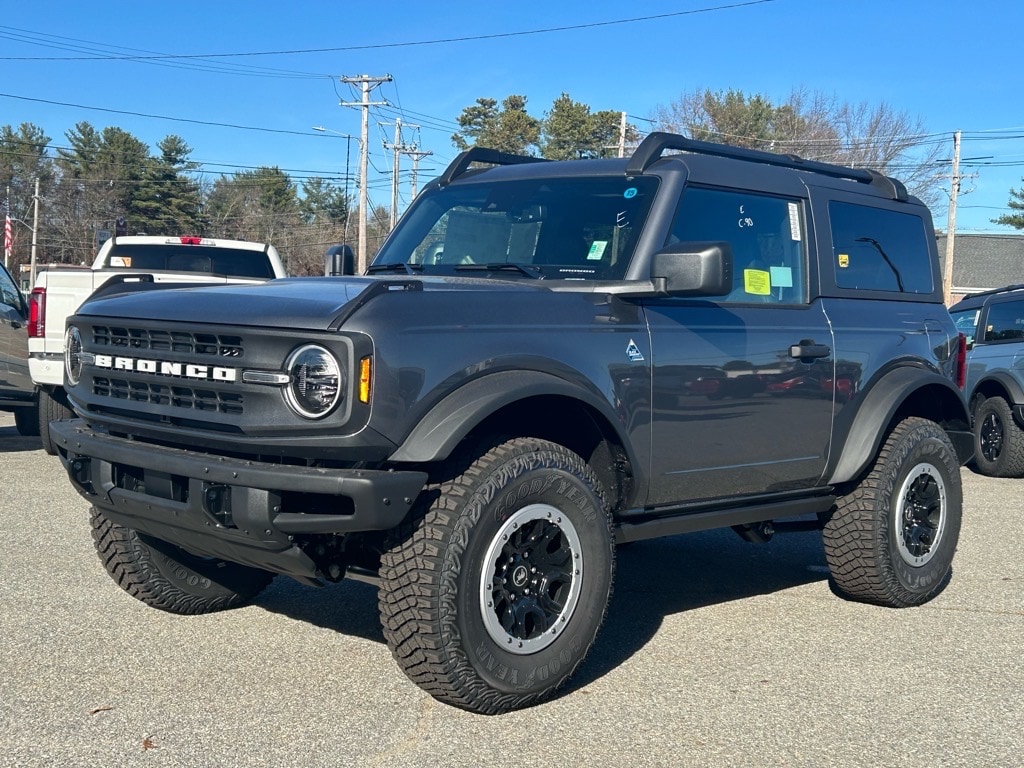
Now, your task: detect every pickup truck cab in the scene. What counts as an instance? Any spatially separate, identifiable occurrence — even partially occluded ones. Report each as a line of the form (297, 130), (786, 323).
(28, 235), (286, 452)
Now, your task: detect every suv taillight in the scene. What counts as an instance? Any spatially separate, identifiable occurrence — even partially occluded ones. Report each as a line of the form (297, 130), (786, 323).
(955, 332), (967, 390)
(28, 287), (45, 338)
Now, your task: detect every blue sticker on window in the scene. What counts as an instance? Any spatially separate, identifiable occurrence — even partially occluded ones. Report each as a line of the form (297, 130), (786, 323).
(623, 187), (637, 199)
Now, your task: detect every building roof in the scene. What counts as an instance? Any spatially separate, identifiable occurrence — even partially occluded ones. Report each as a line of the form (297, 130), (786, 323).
(936, 233), (1024, 294)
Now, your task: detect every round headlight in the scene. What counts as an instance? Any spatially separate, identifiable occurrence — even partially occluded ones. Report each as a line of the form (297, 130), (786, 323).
(285, 345), (344, 419)
(65, 326), (84, 386)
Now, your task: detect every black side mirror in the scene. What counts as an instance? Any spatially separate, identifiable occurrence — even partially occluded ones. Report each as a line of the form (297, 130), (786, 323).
(325, 244), (356, 276)
(651, 241), (733, 297)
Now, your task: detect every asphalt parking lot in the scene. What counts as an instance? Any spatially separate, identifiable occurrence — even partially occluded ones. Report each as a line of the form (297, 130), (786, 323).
(0, 413), (1020, 768)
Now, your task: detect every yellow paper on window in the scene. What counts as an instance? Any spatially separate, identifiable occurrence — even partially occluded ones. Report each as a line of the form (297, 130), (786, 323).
(743, 268), (771, 296)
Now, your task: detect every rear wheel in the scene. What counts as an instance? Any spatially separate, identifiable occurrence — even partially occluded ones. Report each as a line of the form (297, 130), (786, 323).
(13, 402), (39, 437)
(379, 437), (614, 715)
(90, 507), (274, 614)
(973, 396), (1024, 477)
(823, 417), (962, 607)
(39, 388), (74, 455)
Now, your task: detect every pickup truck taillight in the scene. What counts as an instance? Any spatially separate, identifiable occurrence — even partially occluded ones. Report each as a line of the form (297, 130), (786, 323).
(28, 287), (45, 337)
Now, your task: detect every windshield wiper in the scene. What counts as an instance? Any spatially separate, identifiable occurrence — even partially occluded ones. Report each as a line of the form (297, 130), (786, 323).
(366, 262), (423, 275)
(455, 263), (544, 279)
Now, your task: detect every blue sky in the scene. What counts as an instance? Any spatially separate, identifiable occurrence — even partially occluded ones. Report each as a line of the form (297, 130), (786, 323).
(2, 0), (1022, 234)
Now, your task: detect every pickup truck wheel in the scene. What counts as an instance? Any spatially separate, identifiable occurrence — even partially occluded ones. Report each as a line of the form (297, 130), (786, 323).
(14, 402), (40, 437)
(90, 507), (274, 614)
(39, 388), (74, 455)
(379, 437), (614, 715)
(823, 417), (961, 608)
(973, 396), (1024, 477)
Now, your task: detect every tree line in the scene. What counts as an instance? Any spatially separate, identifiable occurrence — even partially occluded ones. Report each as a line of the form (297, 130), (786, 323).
(1, 87), (968, 277)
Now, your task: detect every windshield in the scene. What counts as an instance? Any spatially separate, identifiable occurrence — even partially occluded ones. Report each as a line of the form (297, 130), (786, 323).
(373, 175), (659, 280)
(950, 307), (980, 345)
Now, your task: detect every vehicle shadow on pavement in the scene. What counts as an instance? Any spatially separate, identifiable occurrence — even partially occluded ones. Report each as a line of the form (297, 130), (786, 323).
(572, 526), (830, 689)
(255, 576), (385, 643)
(0, 424), (42, 453)
(253, 525), (831, 675)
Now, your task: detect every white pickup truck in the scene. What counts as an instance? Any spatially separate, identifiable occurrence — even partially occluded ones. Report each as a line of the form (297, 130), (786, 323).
(28, 235), (287, 453)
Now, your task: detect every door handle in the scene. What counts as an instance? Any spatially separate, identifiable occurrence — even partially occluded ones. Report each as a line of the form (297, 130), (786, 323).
(789, 339), (831, 360)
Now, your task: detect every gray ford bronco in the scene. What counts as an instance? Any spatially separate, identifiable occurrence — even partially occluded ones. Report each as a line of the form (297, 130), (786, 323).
(951, 284), (1024, 476)
(53, 133), (972, 714)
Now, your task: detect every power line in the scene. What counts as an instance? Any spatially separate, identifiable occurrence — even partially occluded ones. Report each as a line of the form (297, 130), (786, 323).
(0, 2), (776, 62)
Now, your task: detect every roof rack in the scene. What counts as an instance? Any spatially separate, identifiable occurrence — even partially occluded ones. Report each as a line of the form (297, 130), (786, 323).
(626, 132), (908, 202)
(438, 147), (548, 187)
(963, 283), (1024, 301)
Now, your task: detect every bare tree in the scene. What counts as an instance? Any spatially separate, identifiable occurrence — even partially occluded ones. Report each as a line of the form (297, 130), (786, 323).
(651, 87), (944, 206)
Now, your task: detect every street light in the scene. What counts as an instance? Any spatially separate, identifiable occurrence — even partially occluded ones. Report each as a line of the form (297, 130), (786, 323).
(312, 126), (355, 258)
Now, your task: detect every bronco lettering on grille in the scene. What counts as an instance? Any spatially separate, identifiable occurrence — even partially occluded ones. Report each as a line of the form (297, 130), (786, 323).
(92, 354), (238, 382)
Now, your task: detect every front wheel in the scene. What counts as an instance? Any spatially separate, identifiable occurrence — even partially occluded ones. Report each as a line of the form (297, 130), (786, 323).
(90, 507), (274, 614)
(823, 417), (962, 607)
(379, 437), (614, 715)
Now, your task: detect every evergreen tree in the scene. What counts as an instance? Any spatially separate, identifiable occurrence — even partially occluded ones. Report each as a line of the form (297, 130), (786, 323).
(452, 95), (541, 155)
(992, 183), (1024, 229)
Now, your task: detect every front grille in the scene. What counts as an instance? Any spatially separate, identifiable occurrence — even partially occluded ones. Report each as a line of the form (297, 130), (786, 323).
(92, 325), (244, 358)
(94, 376), (244, 415)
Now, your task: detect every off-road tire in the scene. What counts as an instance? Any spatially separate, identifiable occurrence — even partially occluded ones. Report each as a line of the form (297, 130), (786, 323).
(39, 388), (74, 455)
(973, 396), (1024, 477)
(379, 437), (614, 715)
(823, 417), (961, 607)
(90, 507), (274, 614)
(13, 402), (39, 437)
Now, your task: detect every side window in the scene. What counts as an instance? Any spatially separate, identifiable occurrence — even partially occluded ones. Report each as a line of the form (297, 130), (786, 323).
(983, 300), (1024, 342)
(669, 187), (807, 304)
(0, 265), (22, 312)
(829, 201), (933, 293)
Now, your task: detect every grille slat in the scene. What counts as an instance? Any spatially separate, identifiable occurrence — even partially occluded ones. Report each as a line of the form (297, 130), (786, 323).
(94, 376), (244, 415)
(93, 325), (243, 358)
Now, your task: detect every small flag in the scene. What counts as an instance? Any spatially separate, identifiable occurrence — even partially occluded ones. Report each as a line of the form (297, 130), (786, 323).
(3, 209), (12, 263)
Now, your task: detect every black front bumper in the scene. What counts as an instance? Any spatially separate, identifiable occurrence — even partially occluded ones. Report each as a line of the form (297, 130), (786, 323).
(51, 420), (427, 580)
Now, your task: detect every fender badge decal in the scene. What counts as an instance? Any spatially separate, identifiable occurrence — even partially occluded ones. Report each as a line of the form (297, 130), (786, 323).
(626, 339), (645, 362)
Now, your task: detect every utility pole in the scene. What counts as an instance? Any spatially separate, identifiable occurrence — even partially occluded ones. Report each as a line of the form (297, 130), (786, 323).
(390, 118), (402, 230)
(403, 148), (433, 199)
(942, 130), (961, 306)
(340, 74), (391, 274)
(618, 111), (627, 158)
(30, 177), (39, 286)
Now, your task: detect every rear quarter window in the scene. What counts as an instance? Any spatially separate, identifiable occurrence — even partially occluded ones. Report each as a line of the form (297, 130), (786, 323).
(982, 299), (1024, 342)
(829, 201), (933, 294)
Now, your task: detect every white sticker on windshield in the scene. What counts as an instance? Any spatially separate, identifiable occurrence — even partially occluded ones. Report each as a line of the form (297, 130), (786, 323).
(110, 256), (131, 267)
(788, 202), (801, 241)
(588, 241), (608, 261)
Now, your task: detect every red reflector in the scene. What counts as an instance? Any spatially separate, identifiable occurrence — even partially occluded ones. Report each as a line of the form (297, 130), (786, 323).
(955, 332), (967, 390)
(180, 236), (203, 245)
(28, 287), (45, 338)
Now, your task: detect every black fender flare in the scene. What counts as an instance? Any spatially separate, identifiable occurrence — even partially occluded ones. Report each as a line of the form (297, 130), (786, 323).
(969, 370), (1024, 410)
(388, 369), (629, 464)
(828, 367), (971, 485)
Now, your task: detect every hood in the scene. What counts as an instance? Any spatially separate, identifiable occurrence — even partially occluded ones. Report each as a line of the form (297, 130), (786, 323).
(77, 277), (377, 332)
(75, 275), (549, 331)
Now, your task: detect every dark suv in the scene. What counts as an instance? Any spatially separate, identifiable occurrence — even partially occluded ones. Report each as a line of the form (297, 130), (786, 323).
(0, 260), (38, 435)
(53, 133), (971, 714)
(951, 284), (1024, 476)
